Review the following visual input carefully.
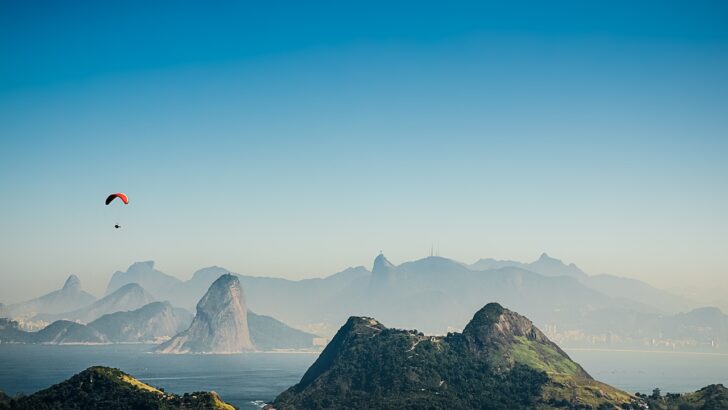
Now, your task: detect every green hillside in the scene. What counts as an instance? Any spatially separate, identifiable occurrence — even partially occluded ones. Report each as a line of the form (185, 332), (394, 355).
(272, 303), (633, 409)
(639, 384), (728, 410)
(1, 366), (235, 410)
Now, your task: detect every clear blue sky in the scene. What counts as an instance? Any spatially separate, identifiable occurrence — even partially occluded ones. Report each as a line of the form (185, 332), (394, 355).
(1, 1), (727, 301)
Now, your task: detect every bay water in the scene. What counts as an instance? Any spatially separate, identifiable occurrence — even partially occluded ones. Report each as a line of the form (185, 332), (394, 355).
(0, 345), (726, 408)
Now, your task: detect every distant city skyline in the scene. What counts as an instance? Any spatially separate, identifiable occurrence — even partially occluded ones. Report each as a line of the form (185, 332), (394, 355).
(1, 1), (726, 303)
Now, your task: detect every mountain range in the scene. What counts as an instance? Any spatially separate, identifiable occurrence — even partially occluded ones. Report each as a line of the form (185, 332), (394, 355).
(0, 301), (191, 344)
(1, 278), (317, 350)
(470, 253), (693, 314)
(0, 275), (96, 319)
(3, 253), (725, 351)
(34, 283), (156, 324)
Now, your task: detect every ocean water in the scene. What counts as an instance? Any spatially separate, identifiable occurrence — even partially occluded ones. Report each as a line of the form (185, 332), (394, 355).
(0, 344), (316, 409)
(566, 348), (728, 394)
(0, 345), (727, 408)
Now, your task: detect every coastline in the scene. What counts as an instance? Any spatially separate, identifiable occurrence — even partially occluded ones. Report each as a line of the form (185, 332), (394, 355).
(564, 347), (728, 357)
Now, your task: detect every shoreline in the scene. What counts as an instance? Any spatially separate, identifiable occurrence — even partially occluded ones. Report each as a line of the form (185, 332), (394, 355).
(564, 347), (728, 357)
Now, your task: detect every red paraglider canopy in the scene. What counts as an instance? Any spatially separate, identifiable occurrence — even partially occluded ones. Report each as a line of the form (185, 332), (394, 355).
(105, 193), (129, 205)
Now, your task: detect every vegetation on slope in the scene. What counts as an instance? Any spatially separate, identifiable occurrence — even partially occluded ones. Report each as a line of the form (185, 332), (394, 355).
(637, 384), (728, 410)
(272, 303), (636, 409)
(2, 366), (235, 410)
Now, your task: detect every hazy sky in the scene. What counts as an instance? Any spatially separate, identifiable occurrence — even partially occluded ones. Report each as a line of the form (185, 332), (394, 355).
(1, 1), (727, 303)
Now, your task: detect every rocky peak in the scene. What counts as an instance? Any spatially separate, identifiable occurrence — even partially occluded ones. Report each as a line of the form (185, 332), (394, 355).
(369, 253), (396, 291)
(537, 252), (561, 265)
(372, 253), (394, 274)
(529, 253), (587, 279)
(62, 275), (81, 292)
(131, 260), (155, 270)
(156, 274), (254, 354)
(463, 303), (549, 348)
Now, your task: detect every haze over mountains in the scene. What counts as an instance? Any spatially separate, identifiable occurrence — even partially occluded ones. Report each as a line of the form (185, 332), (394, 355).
(0, 275), (96, 319)
(1, 272), (317, 350)
(0, 301), (191, 344)
(34, 283), (156, 324)
(471, 253), (694, 314)
(2, 252), (726, 352)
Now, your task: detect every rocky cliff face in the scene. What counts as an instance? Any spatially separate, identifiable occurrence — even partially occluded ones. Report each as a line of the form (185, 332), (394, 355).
(156, 274), (254, 353)
(272, 303), (632, 409)
(367, 253), (396, 292)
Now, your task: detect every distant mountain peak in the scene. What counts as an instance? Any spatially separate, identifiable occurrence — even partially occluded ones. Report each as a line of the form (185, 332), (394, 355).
(62, 275), (81, 291)
(369, 253), (396, 292)
(537, 252), (558, 262)
(528, 253), (587, 279)
(372, 253), (394, 272)
(133, 260), (155, 269)
(106, 260), (181, 297)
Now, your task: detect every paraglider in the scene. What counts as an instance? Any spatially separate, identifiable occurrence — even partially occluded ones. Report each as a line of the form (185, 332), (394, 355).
(105, 193), (129, 205)
(106, 193), (128, 229)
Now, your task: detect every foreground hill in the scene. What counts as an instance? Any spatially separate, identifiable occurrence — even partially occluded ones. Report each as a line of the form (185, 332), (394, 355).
(0, 366), (234, 410)
(271, 303), (633, 409)
(639, 384), (728, 409)
(0, 275), (96, 319)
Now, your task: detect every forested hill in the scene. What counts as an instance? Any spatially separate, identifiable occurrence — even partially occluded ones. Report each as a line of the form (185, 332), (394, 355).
(0, 366), (234, 410)
(271, 303), (632, 409)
